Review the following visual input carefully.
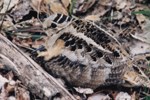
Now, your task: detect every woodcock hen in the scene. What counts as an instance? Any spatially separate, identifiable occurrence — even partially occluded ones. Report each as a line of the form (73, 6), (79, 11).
(32, 13), (150, 89)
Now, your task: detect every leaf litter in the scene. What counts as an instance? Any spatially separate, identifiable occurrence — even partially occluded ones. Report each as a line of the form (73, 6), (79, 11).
(0, 0), (150, 99)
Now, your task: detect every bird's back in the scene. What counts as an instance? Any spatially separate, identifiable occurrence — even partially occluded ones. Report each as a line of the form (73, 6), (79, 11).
(33, 14), (150, 89)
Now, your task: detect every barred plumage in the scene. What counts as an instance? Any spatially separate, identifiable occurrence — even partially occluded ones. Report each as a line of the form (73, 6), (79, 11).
(33, 14), (150, 89)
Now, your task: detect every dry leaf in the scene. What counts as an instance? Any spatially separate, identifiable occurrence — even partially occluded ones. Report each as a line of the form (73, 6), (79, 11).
(0, 75), (8, 89)
(74, 87), (93, 94)
(0, 87), (7, 100)
(116, 0), (127, 10)
(10, 0), (30, 22)
(90, 1), (111, 17)
(5, 83), (15, 93)
(50, 2), (68, 15)
(61, 0), (70, 9)
(84, 15), (100, 21)
(0, 0), (4, 11)
(45, 0), (68, 15)
(16, 87), (30, 100)
(88, 93), (111, 100)
(122, 16), (130, 23)
(136, 14), (146, 29)
(30, 0), (43, 12)
(100, 0), (112, 6)
(7, 96), (16, 100)
(131, 92), (136, 100)
(130, 41), (150, 55)
(0, 0), (19, 13)
(112, 11), (123, 20)
(31, 0), (68, 15)
(74, 0), (96, 13)
(131, 20), (150, 44)
(143, 20), (150, 33)
(1, 18), (14, 30)
(115, 92), (131, 100)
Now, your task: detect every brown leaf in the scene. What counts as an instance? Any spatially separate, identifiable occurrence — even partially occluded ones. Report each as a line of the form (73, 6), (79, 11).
(61, 0), (70, 9)
(16, 87), (30, 100)
(0, 0), (19, 13)
(136, 14), (146, 26)
(30, 0), (43, 12)
(131, 92), (136, 100)
(100, 0), (112, 6)
(74, 87), (93, 94)
(45, 0), (68, 15)
(10, 0), (31, 22)
(0, 75), (8, 88)
(129, 41), (150, 55)
(88, 93), (111, 100)
(111, 11), (123, 20)
(115, 92), (131, 100)
(49, 2), (68, 15)
(5, 82), (15, 93)
(116, 0), (127, 10)
(84, 15), (100, 21)
(74, 0), (96, 13)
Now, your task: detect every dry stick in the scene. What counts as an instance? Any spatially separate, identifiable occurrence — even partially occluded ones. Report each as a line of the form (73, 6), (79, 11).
(0, 34), (76, 100)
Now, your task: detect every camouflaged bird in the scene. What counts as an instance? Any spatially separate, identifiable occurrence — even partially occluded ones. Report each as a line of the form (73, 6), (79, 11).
(33, 14), (150, 89)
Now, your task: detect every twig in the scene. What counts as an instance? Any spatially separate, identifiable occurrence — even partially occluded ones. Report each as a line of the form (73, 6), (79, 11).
(0, 34), (76, 99)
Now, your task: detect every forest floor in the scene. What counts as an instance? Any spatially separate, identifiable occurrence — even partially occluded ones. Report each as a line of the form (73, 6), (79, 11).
(0, 0), (150, 100)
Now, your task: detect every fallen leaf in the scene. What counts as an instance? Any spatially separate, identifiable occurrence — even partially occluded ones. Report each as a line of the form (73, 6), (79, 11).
(111, 11), (123, 20)
(2, 19), (14, 30)
(88, 93), (111, 100)
(115, 92), (131, 100)
(5, 82), (15, 93)
(0, 0), (4, 11)
(74, 87), (93, 94)
(75, 0), (96, 13)
(61, 0), (70, 9)
(116, 0), (127, 10)
(0, 75), (8, 89)
(100, 0), (112, 6)
(7, 96), (16, 100)
(136, 14), (146, 28)
(50, 2), (68, 15)
(122, 16), (130, 23)
(10, 0), (31, 22)
(30, 0), (43, 12)
(131, 92), (136, 100)
(131, 19), (150, 44)
(45, 0), (68, 15)
(130, 41), (150, 55)
(16, 87), (30, 100)
(84, 15), (100, 21)
(0, 0), (19, 13)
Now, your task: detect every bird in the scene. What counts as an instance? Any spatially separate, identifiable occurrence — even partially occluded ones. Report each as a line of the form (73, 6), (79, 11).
(32, 13), (150, 89)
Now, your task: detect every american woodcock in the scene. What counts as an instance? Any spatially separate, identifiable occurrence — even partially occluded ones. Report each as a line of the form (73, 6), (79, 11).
(32, 14), (150, 89)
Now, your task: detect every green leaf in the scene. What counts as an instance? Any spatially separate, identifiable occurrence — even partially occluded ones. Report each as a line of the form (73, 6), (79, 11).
(132, 9), (150, 17)
(69, 0), (76, 15)
(145, 96), (150, 100)
(31, 35), (43, 40)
